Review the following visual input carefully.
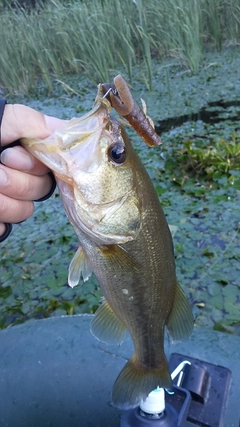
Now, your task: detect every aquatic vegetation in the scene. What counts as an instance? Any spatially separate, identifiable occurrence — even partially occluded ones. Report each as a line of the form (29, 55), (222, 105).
(0, 49), (239, 336)
(167, 129), (240, 183)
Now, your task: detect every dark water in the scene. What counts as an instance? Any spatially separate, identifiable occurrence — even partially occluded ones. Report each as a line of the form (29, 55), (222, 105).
(156, 99), (240, 133)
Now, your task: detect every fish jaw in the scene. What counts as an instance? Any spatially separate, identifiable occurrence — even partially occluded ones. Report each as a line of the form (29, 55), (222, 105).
(21, 102), (110, 181)
(56, 177), (141, 246)
(22, 102), (142, 246)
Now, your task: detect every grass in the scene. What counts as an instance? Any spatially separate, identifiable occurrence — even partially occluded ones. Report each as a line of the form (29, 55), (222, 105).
(0, 0), (240, 94)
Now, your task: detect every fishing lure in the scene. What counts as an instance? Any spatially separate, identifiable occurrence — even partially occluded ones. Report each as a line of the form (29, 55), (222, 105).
(101, 74), (162, 147)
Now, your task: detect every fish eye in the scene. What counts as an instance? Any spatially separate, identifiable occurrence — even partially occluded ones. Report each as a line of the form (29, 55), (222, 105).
(107, 142), (126, 165)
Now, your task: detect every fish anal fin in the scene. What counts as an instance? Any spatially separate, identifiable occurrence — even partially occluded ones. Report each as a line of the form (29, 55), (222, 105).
(111, 353), (172, 409)
(90, 299), (126, 345)
(166, 282), (194, 341)
(68, 246), (92, 288)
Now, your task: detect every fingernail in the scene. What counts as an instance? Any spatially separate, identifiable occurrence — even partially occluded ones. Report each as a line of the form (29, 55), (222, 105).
(0, 223), (6, 236)
(1, 147), (33, 170)
(45, 115), (68, 132)
(0, 168), (8, 187)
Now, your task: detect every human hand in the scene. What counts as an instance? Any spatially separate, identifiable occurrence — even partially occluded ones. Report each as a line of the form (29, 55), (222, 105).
(0, 103), (67, 240)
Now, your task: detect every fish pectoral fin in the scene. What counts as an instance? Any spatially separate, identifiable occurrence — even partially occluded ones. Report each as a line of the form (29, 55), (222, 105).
(68, 246), (92, 288)
(90, 299), (126, 345)
(166, 282), (194, 341)
(99, 245), (140, 273)
(112, 354), (172, 409)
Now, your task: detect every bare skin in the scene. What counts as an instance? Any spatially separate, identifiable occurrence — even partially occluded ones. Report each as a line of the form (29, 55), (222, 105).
(0, 104), (67, 237)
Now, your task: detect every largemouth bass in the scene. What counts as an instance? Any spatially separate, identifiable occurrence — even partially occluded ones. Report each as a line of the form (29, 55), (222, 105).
(21, 85), (193, 409)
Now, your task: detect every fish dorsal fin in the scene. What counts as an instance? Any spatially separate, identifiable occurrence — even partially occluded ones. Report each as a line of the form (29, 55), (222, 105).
(68, 246), (92, 288)
(166, 282), (194, 341)
(91, 299), (126, 345)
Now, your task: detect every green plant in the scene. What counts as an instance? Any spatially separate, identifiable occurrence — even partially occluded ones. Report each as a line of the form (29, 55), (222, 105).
(171, 132), (240, 181)
(1, 0), (240, 94)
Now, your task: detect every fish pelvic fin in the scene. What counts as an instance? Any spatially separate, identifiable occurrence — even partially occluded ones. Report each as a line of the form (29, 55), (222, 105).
(91, 299), (126, 345)
(111, 353), (172, 409)
(166, 282), (194, 341)
(68, 246), (92, 288)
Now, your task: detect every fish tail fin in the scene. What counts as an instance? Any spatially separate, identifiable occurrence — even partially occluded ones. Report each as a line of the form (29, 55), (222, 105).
(111, 353), (171, 409)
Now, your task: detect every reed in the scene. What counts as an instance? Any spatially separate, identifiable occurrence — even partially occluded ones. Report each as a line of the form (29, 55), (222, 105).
(0, 0), (239, 94)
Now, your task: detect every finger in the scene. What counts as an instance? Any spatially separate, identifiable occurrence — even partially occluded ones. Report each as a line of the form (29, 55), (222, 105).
(1, 104), (68, 147)
(0, 193), (34, 224)
(0, 165), (53, 201)
(44, 115), (68, 133)
(1, 146), (50, 176)
(0, 223), (12, 242)
(0, 223), (6, 236)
